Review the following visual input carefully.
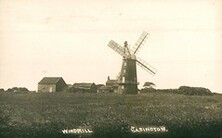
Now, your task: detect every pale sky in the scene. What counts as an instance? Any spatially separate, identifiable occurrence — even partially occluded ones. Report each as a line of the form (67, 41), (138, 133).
(0, 0), (221, 93)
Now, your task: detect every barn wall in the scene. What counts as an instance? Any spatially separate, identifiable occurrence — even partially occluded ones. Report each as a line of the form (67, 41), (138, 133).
(56, 79), (67, 92)
(38, 84), (56, 92)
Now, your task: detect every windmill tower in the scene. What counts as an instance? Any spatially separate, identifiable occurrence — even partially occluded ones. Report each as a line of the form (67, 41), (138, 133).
(108, 31), (157, 94)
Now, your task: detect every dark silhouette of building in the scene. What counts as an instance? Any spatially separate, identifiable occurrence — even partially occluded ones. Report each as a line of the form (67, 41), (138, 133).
(38, 77), (67, 92)
(73, 83), (97, 93)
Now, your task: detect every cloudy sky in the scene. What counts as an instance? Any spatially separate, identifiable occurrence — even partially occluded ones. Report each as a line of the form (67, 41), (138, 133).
(0, 0), (221, 92)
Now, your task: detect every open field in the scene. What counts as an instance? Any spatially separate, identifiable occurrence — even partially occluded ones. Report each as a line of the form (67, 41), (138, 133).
(0, 92), (222, 138)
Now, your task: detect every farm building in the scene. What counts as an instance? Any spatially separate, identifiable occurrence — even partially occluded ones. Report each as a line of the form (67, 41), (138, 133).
(106, 76), (118, 93)
(38, 77), (67, 92)
(97, 85), (113, 93)
(73, 83), (97, 93)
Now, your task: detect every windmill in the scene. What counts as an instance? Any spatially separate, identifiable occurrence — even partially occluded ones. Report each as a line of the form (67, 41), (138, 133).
(108, 31), (157, 94)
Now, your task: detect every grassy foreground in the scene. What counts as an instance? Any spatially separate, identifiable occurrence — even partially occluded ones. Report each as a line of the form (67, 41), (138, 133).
(0, 92), (222, 138)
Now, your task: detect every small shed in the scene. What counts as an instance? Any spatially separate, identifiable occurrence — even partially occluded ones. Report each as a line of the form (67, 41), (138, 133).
(73, 83), (97, 93)
(38, 77), (67, 92)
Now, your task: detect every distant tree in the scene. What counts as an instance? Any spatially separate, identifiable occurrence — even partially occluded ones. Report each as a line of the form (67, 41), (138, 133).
(6, 87), (29, 93)
(140, 82), (156, 94)
(0, 88), (4, 92)
(11, 87), (29, 92)
(178, 86), (212, 96)
(143, 82), (156, 88)
(6, 88), (13, 92)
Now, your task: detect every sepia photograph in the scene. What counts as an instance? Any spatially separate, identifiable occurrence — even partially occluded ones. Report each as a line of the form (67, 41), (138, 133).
(0, 0), (221, 137)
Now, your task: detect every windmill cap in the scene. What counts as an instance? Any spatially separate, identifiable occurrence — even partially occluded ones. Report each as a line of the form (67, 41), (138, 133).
(130, 54), (136, 59)
(124, 41), (128, 45)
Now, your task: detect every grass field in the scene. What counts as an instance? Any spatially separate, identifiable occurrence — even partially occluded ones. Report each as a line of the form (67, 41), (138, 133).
(0, 92), (222, 138)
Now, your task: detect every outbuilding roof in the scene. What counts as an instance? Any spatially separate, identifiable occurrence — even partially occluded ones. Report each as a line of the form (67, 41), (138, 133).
(38, 77), (64, 84)
(99, 85), (112, 90)
(73, 83), (95, 89)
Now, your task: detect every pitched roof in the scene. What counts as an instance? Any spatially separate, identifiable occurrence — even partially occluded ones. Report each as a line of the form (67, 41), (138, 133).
(99, 86), (112, 90)
(106, 79), (117, 84)
(73, 83), (95, 89)
(38, 77), (63, 84)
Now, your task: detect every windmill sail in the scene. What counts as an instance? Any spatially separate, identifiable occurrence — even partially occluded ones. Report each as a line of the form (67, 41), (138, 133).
(136, 57), (157, 75)
(107, 31), (157, 94)
(132, 31), (149, 54)
(108, 40), (127, 57)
